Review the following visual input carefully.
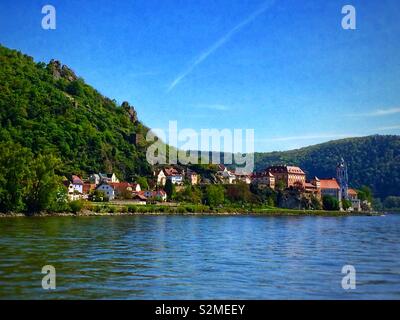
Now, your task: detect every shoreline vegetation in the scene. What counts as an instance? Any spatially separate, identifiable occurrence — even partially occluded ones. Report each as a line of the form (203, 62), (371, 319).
(0, 202), (382, 218)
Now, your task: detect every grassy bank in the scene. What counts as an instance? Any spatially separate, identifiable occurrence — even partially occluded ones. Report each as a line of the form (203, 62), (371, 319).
(0, 202), (379, 217)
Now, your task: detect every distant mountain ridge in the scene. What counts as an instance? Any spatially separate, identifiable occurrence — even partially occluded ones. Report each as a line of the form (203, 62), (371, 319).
(254, 135), (400, 198)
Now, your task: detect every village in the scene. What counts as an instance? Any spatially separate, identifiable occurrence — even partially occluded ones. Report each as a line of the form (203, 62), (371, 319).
(63, 158), (369, 212)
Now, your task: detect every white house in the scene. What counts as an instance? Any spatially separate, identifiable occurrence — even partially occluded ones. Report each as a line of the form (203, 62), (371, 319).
(96, 182), (116, 200)
(72, 175), (84, 194)
(155, 169), (166, 186)
(65, 183), (82, 201)
(217, 165), (236, 184)
(348, 188), (361, 212)
(164, 168), (184, 185)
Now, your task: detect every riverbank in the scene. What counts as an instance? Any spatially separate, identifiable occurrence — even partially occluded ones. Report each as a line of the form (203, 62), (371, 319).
(0, 207), (381, 218)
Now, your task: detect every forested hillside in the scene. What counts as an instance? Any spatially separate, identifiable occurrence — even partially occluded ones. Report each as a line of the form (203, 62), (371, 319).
(0, 45), (152, 181)
(254, 135), (400, 198)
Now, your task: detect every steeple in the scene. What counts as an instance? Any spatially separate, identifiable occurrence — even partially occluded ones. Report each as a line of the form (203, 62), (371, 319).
(336, 157), (349, 200)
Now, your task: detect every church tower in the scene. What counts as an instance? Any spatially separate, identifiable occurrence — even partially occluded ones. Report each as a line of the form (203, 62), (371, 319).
(336, 157), (349, 200)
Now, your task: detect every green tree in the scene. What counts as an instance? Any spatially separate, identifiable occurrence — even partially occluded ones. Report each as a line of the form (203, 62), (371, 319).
(69, 200), (84, 214)
(49, 186), (70, 212)
(383, 196), (400, 209)
(177, 185), (202, 204)
(342, 199), (352, 211)
(275, 180), (286, 191)
(0, 142), (32, 213)
(90, 189), (106, 202)
(66, 80), (84, 96)
(322, 195), (340, 211)
(165, 179), (176, 200)
(250, 184), (277, 206)
(136, 176), (149, 190)
(357, 186), (373, 203)
(225, 183), (252, 203)
(205, 185), (225, 207)
(25, 154), (62, 214)
(311, 195), (322, 210)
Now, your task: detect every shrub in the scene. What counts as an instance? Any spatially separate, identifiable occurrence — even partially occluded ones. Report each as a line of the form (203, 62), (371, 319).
(322, 195), (340, 211)
(69, 200), (84, 214)
(127, 205), (137, 213)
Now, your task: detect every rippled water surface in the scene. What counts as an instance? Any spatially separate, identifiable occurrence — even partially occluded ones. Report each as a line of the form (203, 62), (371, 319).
(0, 214), (399, 299)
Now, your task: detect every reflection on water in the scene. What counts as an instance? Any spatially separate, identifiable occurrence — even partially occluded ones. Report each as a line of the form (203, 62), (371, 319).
(0, 214), (399, 299)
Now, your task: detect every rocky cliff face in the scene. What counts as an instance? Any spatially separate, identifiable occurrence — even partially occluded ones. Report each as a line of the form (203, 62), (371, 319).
(47, 59), (78, 81)
(278, 189), (319, 210)
(121, 101), (138, 123)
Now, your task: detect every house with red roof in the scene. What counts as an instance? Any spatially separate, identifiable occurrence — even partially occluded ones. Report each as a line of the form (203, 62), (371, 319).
(142, 190), (167, 202)
(164, 167), (184, 185)
(319, 178), (341, 200)
(71, 175), (84, 194)
(348, 188), (361, 211)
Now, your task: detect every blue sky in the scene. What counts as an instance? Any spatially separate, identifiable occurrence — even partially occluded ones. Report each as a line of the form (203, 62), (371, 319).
(0, 0), (399, 152)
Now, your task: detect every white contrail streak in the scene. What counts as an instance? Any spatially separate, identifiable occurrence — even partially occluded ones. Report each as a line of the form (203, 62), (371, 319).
(167, 0), (275, 92)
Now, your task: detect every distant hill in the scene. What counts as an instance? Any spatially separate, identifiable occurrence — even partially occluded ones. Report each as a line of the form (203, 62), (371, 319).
(0, 45), (152, 180)
(254, 135), (400, 198)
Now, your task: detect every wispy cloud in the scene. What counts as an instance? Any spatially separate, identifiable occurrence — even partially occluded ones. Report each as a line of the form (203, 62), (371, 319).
(346, 107), (400, 117)
(166, 0), (275, 92)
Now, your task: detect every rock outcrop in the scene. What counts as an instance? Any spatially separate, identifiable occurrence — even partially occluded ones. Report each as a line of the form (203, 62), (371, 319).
(47, 59), (78, 81)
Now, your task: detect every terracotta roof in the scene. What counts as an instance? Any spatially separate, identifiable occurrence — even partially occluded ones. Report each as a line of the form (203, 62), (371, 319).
(72, 175), (83, 185)
(348, 188), (358, 196)
(109, 182), (132, 191)
(133, 193), (147, 201)
(319, 178), (340, 190)
(164, 168), (181, 176)
(305, 182), (317, 189)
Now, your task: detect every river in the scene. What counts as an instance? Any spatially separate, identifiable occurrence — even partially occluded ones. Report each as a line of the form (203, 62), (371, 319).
(0, 213), (399, 299)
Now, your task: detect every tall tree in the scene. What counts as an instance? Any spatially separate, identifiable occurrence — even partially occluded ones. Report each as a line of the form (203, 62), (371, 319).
(0, 142), (32, 212)
(164, 179), (175, 200)
(205, 185), (225, 207)
(25, 154), (61, 214)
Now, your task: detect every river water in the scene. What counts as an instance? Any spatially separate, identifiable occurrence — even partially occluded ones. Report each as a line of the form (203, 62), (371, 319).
(0, 214), (399, 299)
